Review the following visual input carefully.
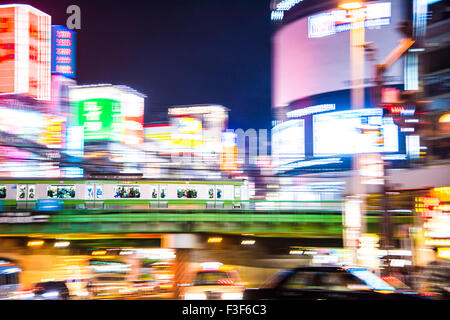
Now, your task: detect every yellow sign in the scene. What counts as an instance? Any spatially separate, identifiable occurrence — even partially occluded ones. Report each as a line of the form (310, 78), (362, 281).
(431, 187), (450, 202)
(438, 248), (450, 259)
(178, 118), (202, 134)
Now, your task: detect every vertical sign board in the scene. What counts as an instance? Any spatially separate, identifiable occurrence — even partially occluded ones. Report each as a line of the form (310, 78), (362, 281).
(51, 25), (76, 78)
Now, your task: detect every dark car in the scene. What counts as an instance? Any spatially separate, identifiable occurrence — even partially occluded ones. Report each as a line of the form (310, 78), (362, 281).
(32, 281), (71, 300)
(244, 266), (426, 300)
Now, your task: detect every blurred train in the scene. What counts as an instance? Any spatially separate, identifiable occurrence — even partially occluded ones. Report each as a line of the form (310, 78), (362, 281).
(0, 178), (249, 210)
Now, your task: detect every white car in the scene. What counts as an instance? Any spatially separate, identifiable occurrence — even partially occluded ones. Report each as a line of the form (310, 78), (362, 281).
(181, 262), (244, 300)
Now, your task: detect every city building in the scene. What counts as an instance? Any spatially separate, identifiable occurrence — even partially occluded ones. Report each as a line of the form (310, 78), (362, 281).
(0, 5), (79, 178)
(142, 105), (231, 179)
(68, 84), (146, 175)
(0, 4), (51, 100)
(269, 0), (450, 267)
(421, 0), (450, 161)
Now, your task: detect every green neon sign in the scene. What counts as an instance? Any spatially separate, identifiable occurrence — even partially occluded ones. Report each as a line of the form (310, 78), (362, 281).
(77, 98), (122, 141)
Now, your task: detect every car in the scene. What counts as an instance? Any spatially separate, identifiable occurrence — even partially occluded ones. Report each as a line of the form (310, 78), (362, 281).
(243, 266), (426, 300)
(87, 276), (137, 298)
(32, 281), (71, 300)
(180, 262), (244, 300)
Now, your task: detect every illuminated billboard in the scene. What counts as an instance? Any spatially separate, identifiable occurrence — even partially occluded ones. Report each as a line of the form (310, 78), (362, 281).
(272, 119), (305, 167)
(272, 0), (404, 108)
(40, 115), (65, 148)
(119, 87), (145, 146)
(144, 124), (173, 155)
(76, 98), (122, 141)
(308, 2), (391, 38)
(220, 131), (238, 171)
(0, 107), (44, 142)
(0, 5), (51, 100)
(65, 126), (84, 158)
(170, 116), (203, 150)
(51, 25), (76, 78)
(70, 84), (145, 144)
(168, 105), (228, 162)
(313, 109), (399, 156)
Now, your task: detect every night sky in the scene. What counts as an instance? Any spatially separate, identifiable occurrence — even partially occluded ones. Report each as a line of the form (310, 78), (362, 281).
(11, 0), (272, 130)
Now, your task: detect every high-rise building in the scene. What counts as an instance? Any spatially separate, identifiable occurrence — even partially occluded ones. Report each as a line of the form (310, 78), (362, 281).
(0, 4), (51, 100)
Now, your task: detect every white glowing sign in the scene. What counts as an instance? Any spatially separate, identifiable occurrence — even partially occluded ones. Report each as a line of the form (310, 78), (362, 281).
(287, 104), (335, 118)
(271, 0), (304, 21)
(313, 109), (399, 156)
(308, 2), (391, 38)
(272, 120), (305, 167)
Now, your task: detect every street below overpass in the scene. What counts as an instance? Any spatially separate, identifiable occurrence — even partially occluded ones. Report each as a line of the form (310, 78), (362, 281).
(0, 233), (343, 298)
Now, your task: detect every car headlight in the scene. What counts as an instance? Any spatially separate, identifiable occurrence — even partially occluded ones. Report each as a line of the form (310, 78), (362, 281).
(21, 292), (35, 300)
(221, 292), (243, 300)
(184, 293), (207, 300)
(42, 291), (59, 298)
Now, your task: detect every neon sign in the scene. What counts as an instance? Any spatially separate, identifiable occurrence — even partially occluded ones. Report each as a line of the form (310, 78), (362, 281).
(51, 25), (76, 78)
(308, 2), (391, 38)
(287, 104), (335, 118)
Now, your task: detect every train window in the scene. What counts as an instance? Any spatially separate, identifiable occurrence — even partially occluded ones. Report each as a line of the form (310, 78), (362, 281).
(151, 187), (158, 199)
(28, 185), (35, 199)
(216, 187), (223, 199)
(96, 185), (103, 199)
(47, 185), (76, 199)
(234, 186), (241, 199)
(208, 188), (214, 199)
(18, 185), (26, 199)
(114, 186), (141, 198)
(0, 186), (6, 198)
(177, 187), (197, 199)
(86, 185), (94, 199)
(160, 186), (167, 199)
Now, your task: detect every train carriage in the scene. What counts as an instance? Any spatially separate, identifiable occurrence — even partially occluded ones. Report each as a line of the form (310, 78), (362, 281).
(0, 179), (248, 211)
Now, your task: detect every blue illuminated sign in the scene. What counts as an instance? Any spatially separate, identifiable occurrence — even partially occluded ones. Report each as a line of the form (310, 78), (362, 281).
(51, 25), (76, 78)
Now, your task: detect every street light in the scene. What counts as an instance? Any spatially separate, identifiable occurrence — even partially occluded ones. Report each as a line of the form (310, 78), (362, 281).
(341, 0), (367, 267)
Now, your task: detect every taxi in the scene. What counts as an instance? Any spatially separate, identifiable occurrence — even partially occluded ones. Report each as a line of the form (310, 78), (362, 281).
(180, 262), (244, 300)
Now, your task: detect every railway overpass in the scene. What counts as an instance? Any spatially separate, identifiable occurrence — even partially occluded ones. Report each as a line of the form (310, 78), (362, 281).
(0, 208), (413, 237)
(0, 207), (415, 292)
